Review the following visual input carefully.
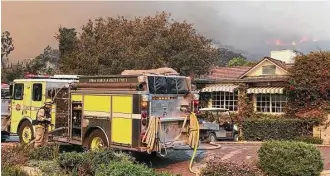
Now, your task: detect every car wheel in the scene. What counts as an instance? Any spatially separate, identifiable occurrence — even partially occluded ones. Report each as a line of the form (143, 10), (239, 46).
(18, 121), (34, 144)
(208, 133), (217, 143)
(86, 129), (108, 152)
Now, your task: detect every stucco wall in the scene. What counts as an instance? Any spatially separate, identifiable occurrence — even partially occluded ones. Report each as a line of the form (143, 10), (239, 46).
(245, 60), (288, 77)
(313, 114), (330, 145)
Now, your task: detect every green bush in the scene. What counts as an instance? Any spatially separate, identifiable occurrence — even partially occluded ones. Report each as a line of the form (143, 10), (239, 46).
(1, 165), (29, 176)
(242, 118), (317, 141)
(95, 161), (170, 176)
(294, 136), (323, 144)
(258, 141), (323, 176)
(58, 151), (92, 170)
(91, 149), (134, 172)
(29, 144), (60, 160)
(201, 158), (264, 176)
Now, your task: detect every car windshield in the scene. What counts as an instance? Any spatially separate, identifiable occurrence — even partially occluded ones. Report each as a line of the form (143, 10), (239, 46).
(147, 76), (189, 94)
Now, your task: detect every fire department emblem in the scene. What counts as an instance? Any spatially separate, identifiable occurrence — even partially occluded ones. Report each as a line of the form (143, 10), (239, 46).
(16, 104), (21, 111)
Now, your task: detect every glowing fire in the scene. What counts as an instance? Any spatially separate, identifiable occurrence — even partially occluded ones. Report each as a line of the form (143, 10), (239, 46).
(268, 36), (317, 46)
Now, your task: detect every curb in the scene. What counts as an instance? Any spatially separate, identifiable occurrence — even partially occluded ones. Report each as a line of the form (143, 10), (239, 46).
(214, 141), (330, 147)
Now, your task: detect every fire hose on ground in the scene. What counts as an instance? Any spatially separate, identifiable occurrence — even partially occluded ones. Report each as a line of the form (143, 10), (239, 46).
(142, 113), (222, 175)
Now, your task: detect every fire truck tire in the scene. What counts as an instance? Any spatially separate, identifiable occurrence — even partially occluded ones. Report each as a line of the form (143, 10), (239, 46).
(18, 121), (34, 144)
(86, 129), (108, 151)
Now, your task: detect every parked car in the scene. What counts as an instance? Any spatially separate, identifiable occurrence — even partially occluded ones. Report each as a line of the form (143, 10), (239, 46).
(198, 108), (239, 142)
(1, 83), (11, 142)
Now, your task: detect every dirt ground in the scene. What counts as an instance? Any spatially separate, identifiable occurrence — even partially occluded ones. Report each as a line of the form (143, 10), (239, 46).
(2, 141), (329, 176)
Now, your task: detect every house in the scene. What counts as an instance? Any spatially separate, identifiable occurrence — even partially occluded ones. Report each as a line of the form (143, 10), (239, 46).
(195, 50), (296, 114)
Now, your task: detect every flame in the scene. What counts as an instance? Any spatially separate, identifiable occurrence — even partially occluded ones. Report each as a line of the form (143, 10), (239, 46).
(275, 39), (284, 46)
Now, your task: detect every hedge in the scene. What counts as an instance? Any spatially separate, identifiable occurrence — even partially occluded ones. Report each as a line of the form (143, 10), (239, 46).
(242, 118), (318, 141)
(258, 141), (323, 176)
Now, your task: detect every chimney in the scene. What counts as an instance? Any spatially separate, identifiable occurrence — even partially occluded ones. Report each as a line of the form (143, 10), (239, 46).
(270, 49), (297, 64)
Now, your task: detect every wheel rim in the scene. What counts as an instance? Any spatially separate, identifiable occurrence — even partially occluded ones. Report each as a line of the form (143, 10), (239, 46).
(91, 137), (104, 151)
(22, 127), (32, 143)
(210, 135), (216, 142)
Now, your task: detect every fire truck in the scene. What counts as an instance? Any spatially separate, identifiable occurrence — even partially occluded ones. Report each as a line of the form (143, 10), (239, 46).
(7, 70), (200, 154)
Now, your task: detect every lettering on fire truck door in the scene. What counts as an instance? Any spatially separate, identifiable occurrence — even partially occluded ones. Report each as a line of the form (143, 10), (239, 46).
(111, 95), (133, 145)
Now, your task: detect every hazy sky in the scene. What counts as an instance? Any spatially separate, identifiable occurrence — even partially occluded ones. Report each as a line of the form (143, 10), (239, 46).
(2, 1), (330, 62)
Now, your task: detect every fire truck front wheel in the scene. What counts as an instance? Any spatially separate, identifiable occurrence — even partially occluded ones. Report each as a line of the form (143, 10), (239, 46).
(18, 121), (34, 144)
(86, 129), (108, 151)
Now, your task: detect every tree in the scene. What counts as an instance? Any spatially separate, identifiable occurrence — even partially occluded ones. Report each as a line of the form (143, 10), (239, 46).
(55, 27), (78, 73)
(56, 12), (219, 76)
(1, 63), (25, 83)
(286, 51), (330, 122)
(227, 57), (257, 67)
(25, 45), (59, 75)
(217, 48), (246, 66)
(1, 31), (14, 68)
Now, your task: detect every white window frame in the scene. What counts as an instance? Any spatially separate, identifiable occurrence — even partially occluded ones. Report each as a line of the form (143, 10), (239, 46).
(211, 91), (238, 112)
(256, 94), (287, 113)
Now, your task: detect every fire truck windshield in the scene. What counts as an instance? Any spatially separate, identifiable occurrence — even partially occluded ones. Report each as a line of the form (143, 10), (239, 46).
(147, 76), (189, 94)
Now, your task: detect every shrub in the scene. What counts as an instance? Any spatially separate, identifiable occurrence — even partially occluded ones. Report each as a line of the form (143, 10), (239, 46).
(242, 118), (317, 141)
(95, 161), (169, 176)
(58, 151), (92, 170)
(258, 141), (323, 176)
(91, 149), (134, 172)
(201, 158), (264, 176)
(1, 165), (29, 176)
(27, 160), (69, 176)
(1, 144), (30, 166)
(29, 144), (60, 160)
(294, 136), (323, 144)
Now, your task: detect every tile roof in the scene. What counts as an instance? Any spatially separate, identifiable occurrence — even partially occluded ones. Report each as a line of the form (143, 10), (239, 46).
(264, 57), (289, 71)
(202, 66), (252, 80)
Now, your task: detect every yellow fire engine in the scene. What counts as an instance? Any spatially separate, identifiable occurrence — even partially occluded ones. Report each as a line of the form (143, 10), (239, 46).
(8, 72), (200, 154)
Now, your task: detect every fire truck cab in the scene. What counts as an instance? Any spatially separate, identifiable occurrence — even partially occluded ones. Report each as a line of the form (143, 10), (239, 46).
(8, 75), (78, 143)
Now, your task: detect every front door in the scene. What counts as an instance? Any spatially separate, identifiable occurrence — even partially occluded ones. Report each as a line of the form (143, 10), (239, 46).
(10, 82), (25, 133)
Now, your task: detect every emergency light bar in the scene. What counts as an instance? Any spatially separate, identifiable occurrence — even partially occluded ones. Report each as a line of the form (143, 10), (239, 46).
(24, 74), (80, 80)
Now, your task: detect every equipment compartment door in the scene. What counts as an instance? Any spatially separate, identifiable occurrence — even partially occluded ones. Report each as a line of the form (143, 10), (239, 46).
(111, 96), (133, 145)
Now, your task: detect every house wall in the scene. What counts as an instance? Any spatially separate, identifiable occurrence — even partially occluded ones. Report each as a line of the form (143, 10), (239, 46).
(313, 114), (330, 145)
(245, 60), (288, 77)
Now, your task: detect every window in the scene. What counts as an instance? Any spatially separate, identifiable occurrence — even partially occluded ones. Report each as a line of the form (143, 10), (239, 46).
(211, 91), (238, 111)
(262, 65), (276, 75)
(13, 84), (24, 100)
(256, 94), (287, 113)
(32, 83), (42, 101)
(1, 89), (10, 99)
